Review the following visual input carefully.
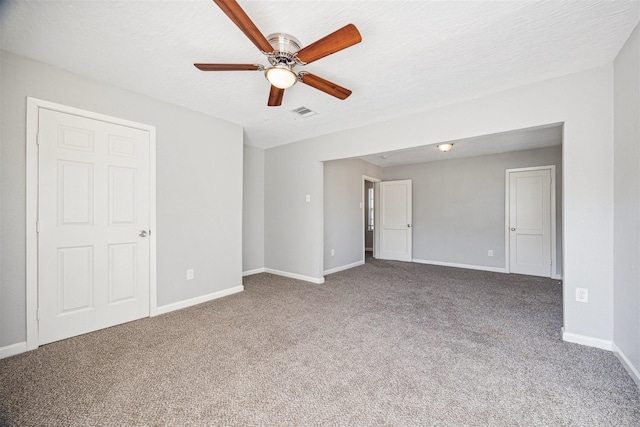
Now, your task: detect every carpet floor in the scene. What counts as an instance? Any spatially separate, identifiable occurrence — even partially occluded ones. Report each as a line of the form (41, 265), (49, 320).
(1, 257), (639, 426)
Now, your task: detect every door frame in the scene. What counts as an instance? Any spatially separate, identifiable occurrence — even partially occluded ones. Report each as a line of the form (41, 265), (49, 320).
(504, 165), (557, 278)
(362, 175), (381, 260)
(25, 97), (158, 351)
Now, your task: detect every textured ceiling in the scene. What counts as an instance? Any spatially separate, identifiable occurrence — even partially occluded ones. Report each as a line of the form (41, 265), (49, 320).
(357, 124), (563, 167)
(1, 1), (639, 149)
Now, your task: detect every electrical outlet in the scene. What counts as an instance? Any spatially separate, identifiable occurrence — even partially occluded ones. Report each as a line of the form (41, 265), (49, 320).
(576, 288), (588, 303)
(331, 249), (335, 256)
(186, 269), (194, 280)
(488, 250), (493, 257)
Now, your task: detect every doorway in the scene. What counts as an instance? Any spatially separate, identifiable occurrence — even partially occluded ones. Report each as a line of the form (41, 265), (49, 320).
(378, 179), (413, 262)
(505, 166), (556, 278)
(363, 176), (380, 262)
(26, 98), (157, 349)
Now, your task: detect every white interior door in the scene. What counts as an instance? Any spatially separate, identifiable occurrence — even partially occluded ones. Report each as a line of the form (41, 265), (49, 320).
(38, 108), (151, 345)
(508, 168), (552, 277)
(379, 180), (412, 261)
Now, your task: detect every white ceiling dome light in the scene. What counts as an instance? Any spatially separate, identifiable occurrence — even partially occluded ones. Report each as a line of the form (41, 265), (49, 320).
(265, 64), (297, 89)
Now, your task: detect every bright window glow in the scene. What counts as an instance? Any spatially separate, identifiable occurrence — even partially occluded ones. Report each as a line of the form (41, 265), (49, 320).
(367, 187), (374, 231)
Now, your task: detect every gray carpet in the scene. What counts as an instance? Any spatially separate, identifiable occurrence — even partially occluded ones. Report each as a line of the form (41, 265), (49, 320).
(1, 257), (639, 426)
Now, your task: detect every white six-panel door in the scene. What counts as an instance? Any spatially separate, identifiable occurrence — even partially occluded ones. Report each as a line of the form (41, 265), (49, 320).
(379, 180), (412, 262)
(508, 168), (552, 277)
(38, 108), (151, 345)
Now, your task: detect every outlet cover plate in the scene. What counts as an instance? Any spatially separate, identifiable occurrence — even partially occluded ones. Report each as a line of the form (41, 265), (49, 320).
(576, 288), (588, 303)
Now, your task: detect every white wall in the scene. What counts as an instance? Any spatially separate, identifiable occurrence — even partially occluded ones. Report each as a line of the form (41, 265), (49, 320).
(613, 23), (640, 384)
(382, 146), (562, 275)
(323, 158), (382, 273)
(0, 51), (244, 348)
(243, 145), (265, 273)
(264, 64), (614, 344)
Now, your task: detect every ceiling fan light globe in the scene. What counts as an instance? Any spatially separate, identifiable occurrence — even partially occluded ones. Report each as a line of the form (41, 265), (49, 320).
(265, 67), (297, 89)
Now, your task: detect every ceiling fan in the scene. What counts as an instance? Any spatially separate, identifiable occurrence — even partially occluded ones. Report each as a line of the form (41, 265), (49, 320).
(195, 0), (362, 106)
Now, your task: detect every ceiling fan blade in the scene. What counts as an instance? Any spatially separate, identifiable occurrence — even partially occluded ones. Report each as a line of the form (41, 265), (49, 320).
(300, 73), (352, 100)
(268, 86), (284, 106)
(194, 63), (262, 71)
(296, 24), (362, 64)
(212, 0), (273, 53)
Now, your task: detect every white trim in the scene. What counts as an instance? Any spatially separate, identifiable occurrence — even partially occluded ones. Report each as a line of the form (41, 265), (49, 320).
(562, 331), (612, 350)
(28, 98), (159, 131)
(156, 286), (244, 315)
(242, 267), (266, 277)
(26, 99), (39, 351)
(148, 126), (158, 316)
(612, 343), (640, 388)
(324, 260), (365, 275)
(25, 97), (158, 347)
(505, 165), (557, 278)
(0, 342), (28, 359)
(264, 268), (325, 284)
(412, 258), (507, 273)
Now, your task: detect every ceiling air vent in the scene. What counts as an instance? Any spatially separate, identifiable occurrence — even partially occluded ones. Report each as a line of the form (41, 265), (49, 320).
(291, 106), (317, 118)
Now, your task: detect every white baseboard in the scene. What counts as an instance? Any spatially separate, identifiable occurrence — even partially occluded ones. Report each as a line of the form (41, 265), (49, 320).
(156, 285), (244, 315)
(324, 260), (364, 276)
(412, 258), (507, 273)
(264, 268), (325, 284)
(0, 341), (28, 359)
(242, 267), (266, 277)
(612, 342), (640, 388)
(562, 331), (613, 351)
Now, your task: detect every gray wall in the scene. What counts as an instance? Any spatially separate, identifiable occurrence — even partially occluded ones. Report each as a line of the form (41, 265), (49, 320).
(265, 141), (324, 279)
(264, 64), (614, 343)
(323, 159), (382, 272)
(613, 23), (640, 382)
(382, 146), (563, 275)
(243, 145), (265, 273)
(0, 51), (244, 347)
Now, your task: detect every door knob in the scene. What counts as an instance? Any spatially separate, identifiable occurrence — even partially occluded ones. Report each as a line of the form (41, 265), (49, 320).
(139, 230), (148, 237)
(510, 228), (516, 231)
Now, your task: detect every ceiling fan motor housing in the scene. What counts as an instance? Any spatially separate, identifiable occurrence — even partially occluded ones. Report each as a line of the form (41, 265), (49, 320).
(266, 33), (302, 66)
